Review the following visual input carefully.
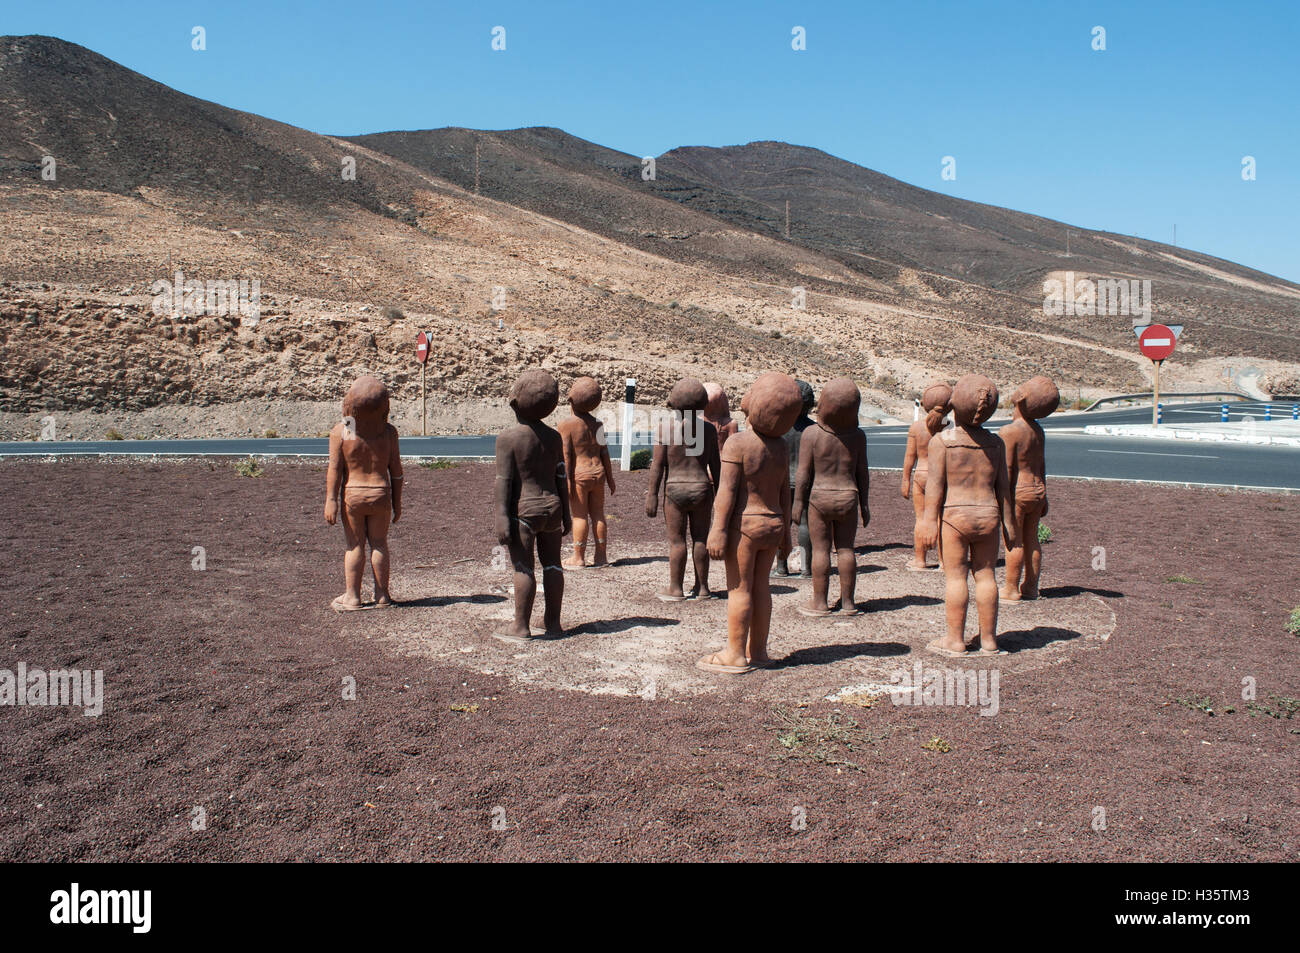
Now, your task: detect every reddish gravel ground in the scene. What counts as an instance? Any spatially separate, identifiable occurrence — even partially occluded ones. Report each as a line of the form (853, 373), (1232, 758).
(0, 458), (1296, 861)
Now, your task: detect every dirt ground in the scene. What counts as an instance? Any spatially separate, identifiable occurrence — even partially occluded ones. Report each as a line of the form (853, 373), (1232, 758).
(0, 458), (1296, 861)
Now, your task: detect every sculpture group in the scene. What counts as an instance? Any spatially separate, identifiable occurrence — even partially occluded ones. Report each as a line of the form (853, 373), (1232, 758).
(326, 368), (1059, 673)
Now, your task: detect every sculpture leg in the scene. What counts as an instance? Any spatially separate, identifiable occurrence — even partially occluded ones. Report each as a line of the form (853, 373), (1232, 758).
(588, 481), (608, 566)
(660, 500), (688, 599)
(713, 534), (757, 668)
(505, 520), (537, 640)
(937, 521), (970, 653)
(746, 537), (778, 665)
(1000, 502), (1025, 601)
(1021, 499), (1045, 599)
(337, 497), (367, 608)
(834, 513), (859, 613)
(803, 507), (833, 613)
(908, 483), (929, 569)
(564, 482), (588, 568)
(971, 530), (1001, 652)
(537, 529), (565, 637)
(366, 508), (393, 605)
(687, 497), (711, 598)
(796, 508), (812, 577)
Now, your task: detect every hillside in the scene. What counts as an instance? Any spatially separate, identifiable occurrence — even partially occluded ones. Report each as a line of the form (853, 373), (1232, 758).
(1, 35), (1296, 438)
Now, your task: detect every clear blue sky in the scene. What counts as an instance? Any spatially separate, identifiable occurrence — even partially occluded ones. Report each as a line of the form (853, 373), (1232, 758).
(6, 0), (1298, 281)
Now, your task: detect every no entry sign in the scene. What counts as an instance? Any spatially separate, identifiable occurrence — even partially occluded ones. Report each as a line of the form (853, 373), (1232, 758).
(1139, 324), (1176, 362)
(416, 330), (429, 364)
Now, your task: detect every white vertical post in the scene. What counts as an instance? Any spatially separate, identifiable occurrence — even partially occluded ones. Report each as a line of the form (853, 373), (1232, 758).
(620, 378), (636, 471)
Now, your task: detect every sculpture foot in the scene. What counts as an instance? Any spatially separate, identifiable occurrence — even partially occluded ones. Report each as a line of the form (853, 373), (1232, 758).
(331, 596), (372, 613)
(695, 652), (755, 675)
(656, 590), (688, 602)
(925, 638), (968, 658)
(796, 603), (834, 618)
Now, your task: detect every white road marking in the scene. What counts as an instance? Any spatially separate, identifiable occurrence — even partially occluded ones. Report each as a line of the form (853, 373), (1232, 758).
(1087, 448), (1219, 458)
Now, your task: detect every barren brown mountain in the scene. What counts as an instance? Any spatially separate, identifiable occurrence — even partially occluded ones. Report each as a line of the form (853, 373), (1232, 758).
(2, 35), (1296, 438)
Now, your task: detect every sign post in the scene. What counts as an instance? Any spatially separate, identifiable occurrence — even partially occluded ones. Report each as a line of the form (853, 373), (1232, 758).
(620, 378), (636, 471)
(1136, 324), (1178, 427)
(415, 331), (430, 436)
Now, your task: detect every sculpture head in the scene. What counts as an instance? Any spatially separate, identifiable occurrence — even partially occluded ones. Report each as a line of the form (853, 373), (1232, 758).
(742, 372), (803, 437)
(817, 377), (861, 432)
(1013, 375), (1060, 420)
(702, 382), (731, 421)
(667, 377), (708, 413)
(509, 368), (559, 422)
(342, 375), (390, 437)
(921, 381), (953, 414)
(796, 379), (815, 415)
(950, 374), (999, 427)
(921, 380), (953, 432)
(568, 376), (602, 414)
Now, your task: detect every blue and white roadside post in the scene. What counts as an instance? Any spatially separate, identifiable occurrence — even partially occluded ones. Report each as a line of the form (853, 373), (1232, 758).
(1265, 404), (1272, 422)
(1221, 403), (1229, 423)
(619, 378), (636, 471)
(1157, 402), (1163, 424)
(1292, 404), (1298, 421)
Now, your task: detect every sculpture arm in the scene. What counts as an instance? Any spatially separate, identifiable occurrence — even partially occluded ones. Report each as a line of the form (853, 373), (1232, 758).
(855, 431), (871, 527)
(324, 425), (344, 524)
(901, 429), (917, 498)
(494, 437), (514, 545)
(791, 429), (814, 526)
(919, 434), (945, 549)
(645, 441), (667, 517)
(997, 440), (1018, 549)
(707, 459), (741, 559)
(388, 427), (403, 522)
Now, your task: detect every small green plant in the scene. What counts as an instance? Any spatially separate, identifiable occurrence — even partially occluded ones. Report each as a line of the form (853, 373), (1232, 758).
(264, 429), (278, 439)
(104, 428), (125, 441)
(1167, 574), (1202, 585)
(1175, 695), (1230, 716)
(234, 456), (264, 478)
(629, 448), (652, 470)
(1287, 608), (1300, 637)
(921, 736), (952, 753)
(1037, 522), (1052, 543)
(1246, 695), (1299, 720)
(419, 458), (457, 469)
(380, 305), (404, 321)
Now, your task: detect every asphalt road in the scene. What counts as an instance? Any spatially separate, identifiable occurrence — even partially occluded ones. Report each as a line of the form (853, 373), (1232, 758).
(3, 402), (1298, 491)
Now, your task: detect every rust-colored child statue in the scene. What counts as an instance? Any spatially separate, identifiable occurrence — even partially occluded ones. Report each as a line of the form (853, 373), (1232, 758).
(773, 379), (816, 577)
(494, 369), (571, 641)
(646, 378), (721, 600)
(999, 375), (1059, 601)
(699, 372), (802, 674)
(703, 382), (739, 451)
(919, 374), (1017, 656)
(325, 375), (403, 611)
(558, 377), (615, 569)
(793, 378), (870, 616)
(901, 382), (953, 571)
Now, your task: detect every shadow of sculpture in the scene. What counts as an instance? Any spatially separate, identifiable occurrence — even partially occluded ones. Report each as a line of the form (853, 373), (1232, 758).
(775, 640), (911, 668)
(559, 616), (680, 639)
(402, 593), (507, 608)
(1038, 584), (1124, 599)
(996, 626), (1083, 653)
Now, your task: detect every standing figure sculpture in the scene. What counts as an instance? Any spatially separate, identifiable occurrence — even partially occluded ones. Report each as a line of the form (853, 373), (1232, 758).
(702, 382), (739, 451)
(999, 376), (1060, 601)
(325, 375), (403, 611)
(773, 379), (816, 577)
(559, 377), (615, 569)
(919, 374), (1017, 656)
(901, 382), (953, 571)
(793, 378), (870, 616)
(494, 369), (571, 641)
(645, 378), (721, 601)
(699, 372), (802, 674)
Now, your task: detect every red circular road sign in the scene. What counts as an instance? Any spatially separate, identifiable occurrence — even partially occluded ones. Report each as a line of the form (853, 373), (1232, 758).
(1139, 324), (1176, 362)
(416, 330), (429, 365)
